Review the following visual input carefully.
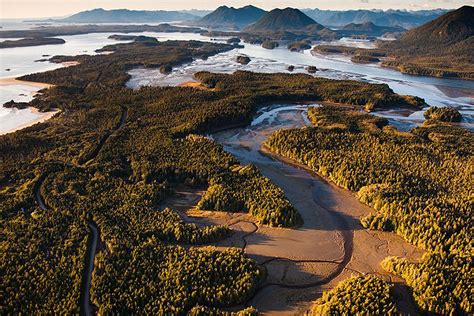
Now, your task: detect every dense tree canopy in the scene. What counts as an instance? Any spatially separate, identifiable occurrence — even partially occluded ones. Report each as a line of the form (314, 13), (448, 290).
(312, 275), (398, 315)
(265, 105), (473, 314)
(1, 37), (429, 313)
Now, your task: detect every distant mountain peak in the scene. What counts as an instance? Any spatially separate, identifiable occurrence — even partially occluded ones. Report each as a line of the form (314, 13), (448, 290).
(245, 7), (323, 32)
(302, 8), (450, 29)
(197, 5), (266, 29)
(395, 5), (473, 46)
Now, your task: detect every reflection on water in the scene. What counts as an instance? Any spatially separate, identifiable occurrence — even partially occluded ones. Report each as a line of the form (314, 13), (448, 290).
(211, 104), (315, 164)
(1, 29), (473, 132)
(125, 34), (473, 129)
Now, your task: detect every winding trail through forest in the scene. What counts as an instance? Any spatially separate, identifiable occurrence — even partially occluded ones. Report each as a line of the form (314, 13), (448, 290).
(32, 106), (127, 316)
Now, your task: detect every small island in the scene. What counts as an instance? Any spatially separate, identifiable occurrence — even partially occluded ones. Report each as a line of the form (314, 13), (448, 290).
(236, 55), (251, 64)
(262, 41), (279, 49)
(288, 41), (312, 52)
(226, 37), (241, 44)
(306, 66), (317, 73)
(0, 37), (65, 49)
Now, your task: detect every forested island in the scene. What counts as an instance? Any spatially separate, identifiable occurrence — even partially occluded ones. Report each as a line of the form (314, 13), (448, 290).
(0, 37), (66, 48)
(0, 24), (202, 39)
(0, 35), (433, 314)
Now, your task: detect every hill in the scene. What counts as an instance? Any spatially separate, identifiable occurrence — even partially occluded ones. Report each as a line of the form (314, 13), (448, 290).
(381, 5), (474, 79)
(196, 5), (266, 30)
(340, 22), (406, 37)
(245, 7), (324, 32)
(302, 9), (448, 29)
(59, 8), (197, 23)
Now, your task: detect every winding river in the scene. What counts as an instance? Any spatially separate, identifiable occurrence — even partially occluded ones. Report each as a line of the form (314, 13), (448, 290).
(193, 104), (422, 314)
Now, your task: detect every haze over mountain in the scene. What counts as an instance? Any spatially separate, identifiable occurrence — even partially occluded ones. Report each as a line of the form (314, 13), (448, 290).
(195, 5), (266, 30)
(302, 8), (449, 29)
(340, 22), (406, 37)
(245, 8), (324, 32)
(381, 5), (474, 79)
(31, 6), (450, 31)
(56, 8), (199, 23)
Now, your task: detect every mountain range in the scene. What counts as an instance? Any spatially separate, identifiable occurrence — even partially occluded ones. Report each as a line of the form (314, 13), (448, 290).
(195, 5), (266, 30)
(35, 7), (450, 32)
(54, 8), (199, 23)
(302, 8), (449, 29)
(340, 22), (406, 37)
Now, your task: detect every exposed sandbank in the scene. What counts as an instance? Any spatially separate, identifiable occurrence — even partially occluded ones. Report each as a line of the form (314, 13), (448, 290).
(0, 107), (59, 136)
(177, 80), (215, 91)
(0, 77), (54, 89)
(160, 106), (424, 314)
(0, 76), (59, 136)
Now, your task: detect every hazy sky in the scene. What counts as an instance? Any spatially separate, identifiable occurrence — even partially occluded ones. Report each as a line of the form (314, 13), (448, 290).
(1, 0), (473, 18)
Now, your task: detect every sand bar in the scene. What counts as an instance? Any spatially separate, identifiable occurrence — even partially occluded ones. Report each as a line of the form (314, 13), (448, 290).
(0, 77), (58, 135)
(0, 107), (60, 136)
(0, 77), (54, 89)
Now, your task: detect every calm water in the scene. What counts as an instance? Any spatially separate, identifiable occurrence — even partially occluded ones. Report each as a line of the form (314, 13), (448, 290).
(126, 35), (474, 129)
(0, 28), (473, 133)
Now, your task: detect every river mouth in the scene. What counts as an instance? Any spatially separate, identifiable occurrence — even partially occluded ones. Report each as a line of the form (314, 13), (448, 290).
(205, 103), (424, 314)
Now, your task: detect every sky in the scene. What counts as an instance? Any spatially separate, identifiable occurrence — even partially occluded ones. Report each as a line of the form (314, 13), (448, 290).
(1, 0), (473, 18)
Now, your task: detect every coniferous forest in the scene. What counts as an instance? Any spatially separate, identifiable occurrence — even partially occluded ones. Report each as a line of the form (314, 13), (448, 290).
(265, 105), (473, 314)
(0, 35), (471, 314)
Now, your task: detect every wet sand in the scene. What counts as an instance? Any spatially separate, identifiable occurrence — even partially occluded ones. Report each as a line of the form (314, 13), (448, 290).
(0, 107), (59, 135)
(0, 76), (58, 135)
(0, 77), (54, 89)
(161, 104), (423, 315)
(177, 81), (215, 91)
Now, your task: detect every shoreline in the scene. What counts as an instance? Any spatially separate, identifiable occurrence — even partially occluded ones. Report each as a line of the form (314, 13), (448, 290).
(0, 77), (54, 89)
(0, 75), (59, 136)
(0, 107), (60, 136)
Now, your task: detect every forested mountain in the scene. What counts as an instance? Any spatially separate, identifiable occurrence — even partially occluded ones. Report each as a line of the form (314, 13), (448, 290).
(195, 5), (266, 30)
(200, 7), (339, 42)
(58, 8), (198, 23)
(381, 5), (474, 79)
(302, 8), (449, 29)
(340, 22), (406, 37)
(245, 8), (324, 32)
(384, 6), (473, 49)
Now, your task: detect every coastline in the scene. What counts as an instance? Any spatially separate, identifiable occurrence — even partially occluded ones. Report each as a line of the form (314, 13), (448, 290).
(0, 107), (60, 136)
(0, 75), (59, 136)
(0, 77), (54, 89)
